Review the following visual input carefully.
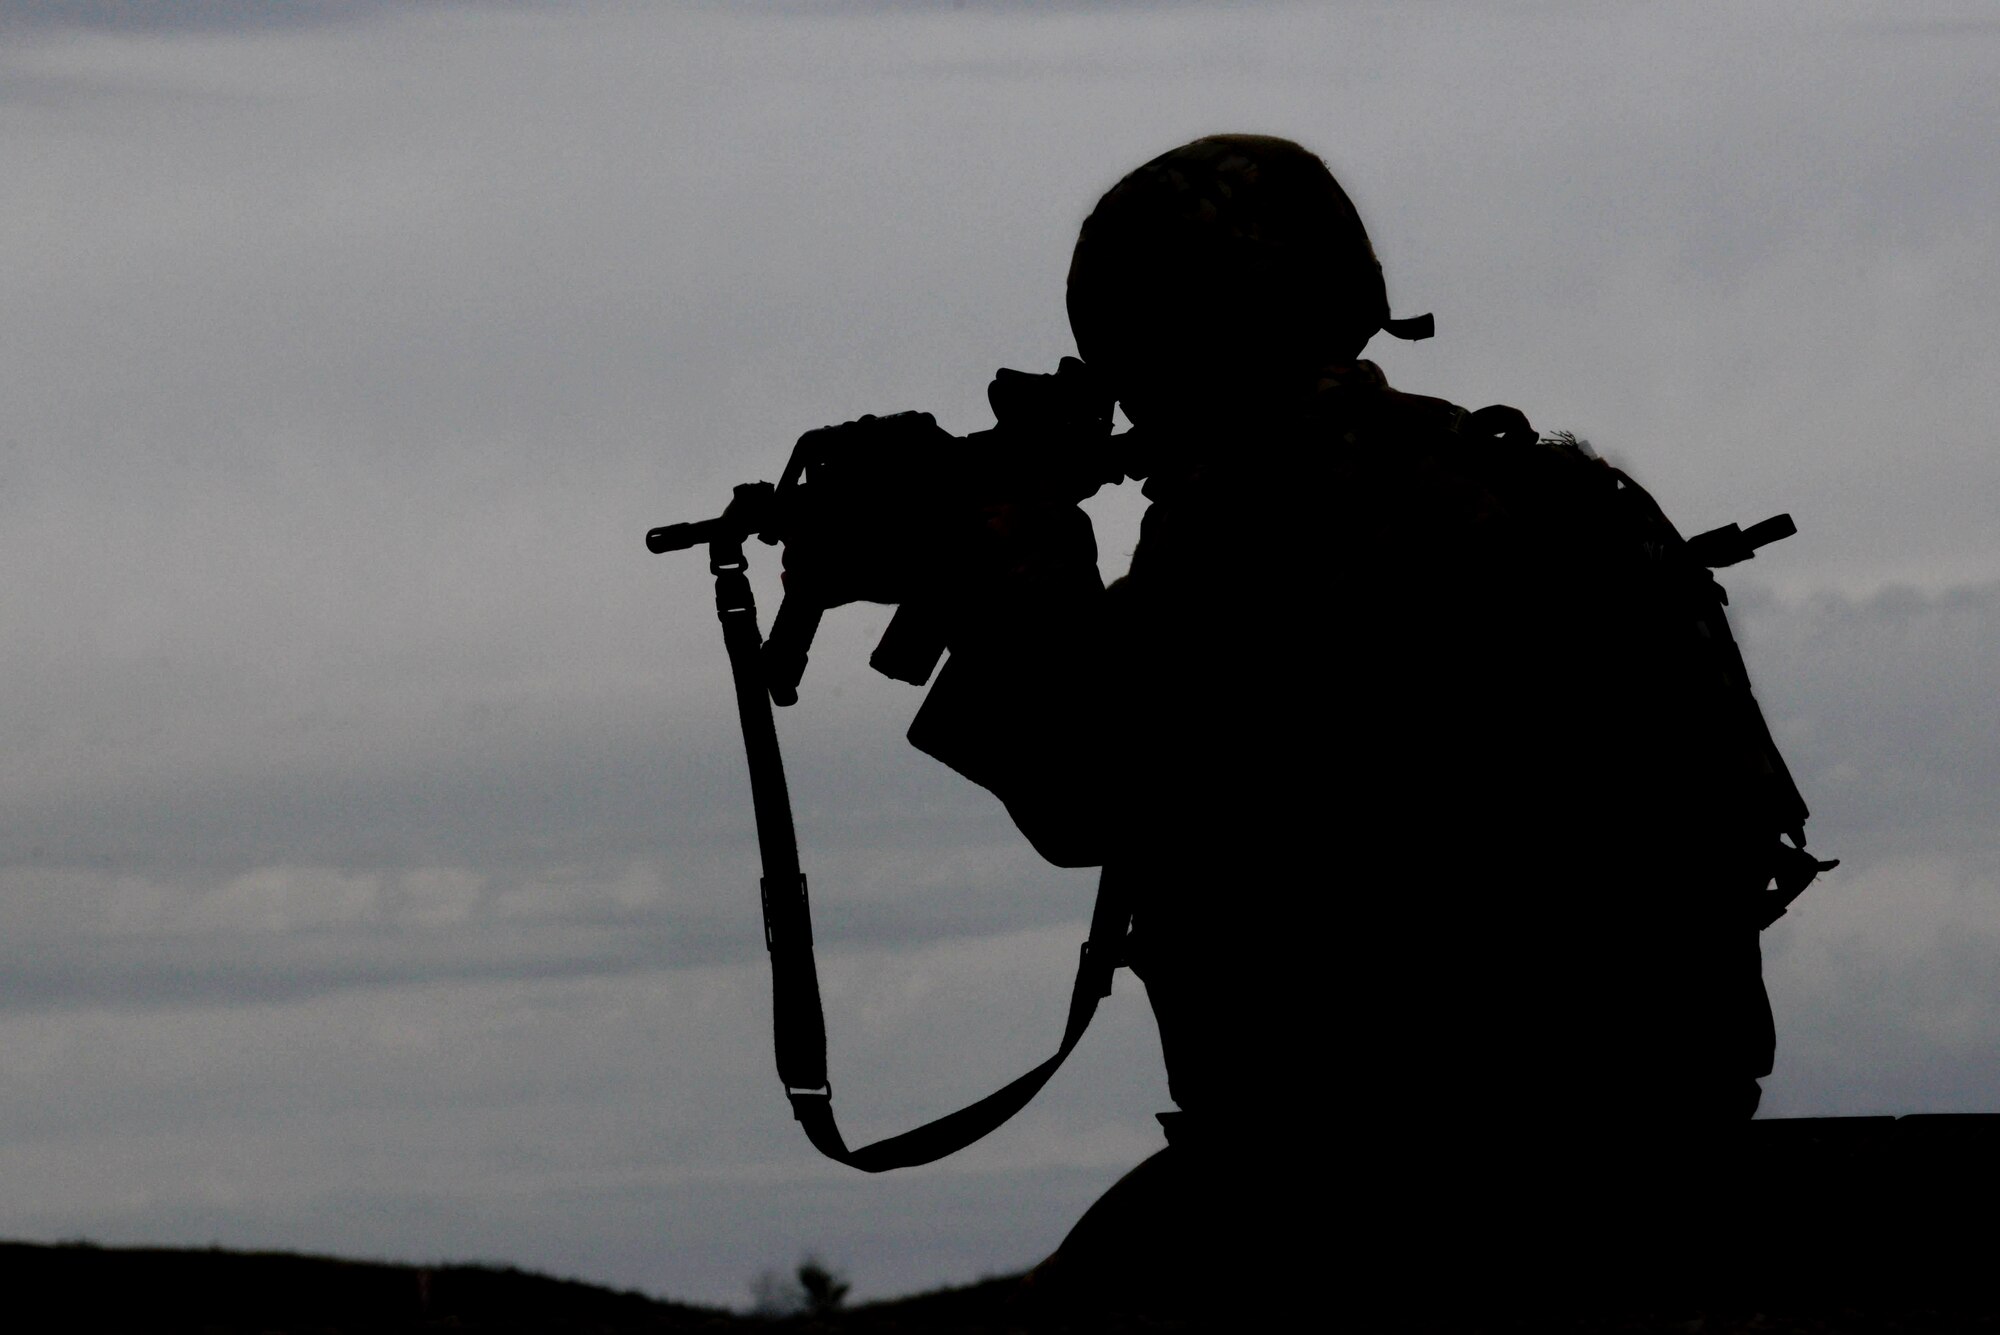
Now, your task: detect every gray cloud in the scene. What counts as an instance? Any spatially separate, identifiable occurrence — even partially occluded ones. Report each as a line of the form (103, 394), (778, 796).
(1732, 579), (2000, 853)
(0, 928), (1167, 1306)
(0, 831), (1094, 1015)
(0, 1), (502, 36)
(1762, 849), (2000, 1117)
(1729, 579), (2000, 1118)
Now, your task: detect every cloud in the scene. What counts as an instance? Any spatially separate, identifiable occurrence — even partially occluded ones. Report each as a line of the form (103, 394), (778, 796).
(1730, 578), (2000, 854)
(0, 829), (1097, 1015)
(0, 1), (505, 37)
(1762, 851), (2000, 1117)
(1730, 580), (2000, 1117)
(0, 925), (1165, 1306)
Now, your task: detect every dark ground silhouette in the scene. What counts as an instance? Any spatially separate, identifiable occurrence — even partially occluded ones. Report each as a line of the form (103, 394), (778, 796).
(5, 1237), (1999, 1334)
(8, 1118), (1999, 1332)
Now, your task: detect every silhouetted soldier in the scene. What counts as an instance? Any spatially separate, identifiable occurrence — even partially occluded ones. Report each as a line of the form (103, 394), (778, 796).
(789, 134), (1792, 1319)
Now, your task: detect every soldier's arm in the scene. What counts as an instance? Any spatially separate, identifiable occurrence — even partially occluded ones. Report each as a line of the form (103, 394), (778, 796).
(905, 504), (1119, 868)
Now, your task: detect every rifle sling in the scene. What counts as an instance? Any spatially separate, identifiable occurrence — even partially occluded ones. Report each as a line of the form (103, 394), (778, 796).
(709, 537), (1130, 1172)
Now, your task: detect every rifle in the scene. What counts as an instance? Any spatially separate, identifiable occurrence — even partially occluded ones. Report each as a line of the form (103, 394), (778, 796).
(646, 358), (1135, 1171)
(649, 356), (1122, 704)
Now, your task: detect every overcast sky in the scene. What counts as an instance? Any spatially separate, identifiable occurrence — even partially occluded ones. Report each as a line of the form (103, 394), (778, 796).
(1, 0), (1995, 1311)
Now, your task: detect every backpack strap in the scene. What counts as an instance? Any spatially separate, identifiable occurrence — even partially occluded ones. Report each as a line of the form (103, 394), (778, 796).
(707, 533), (1132, 1172)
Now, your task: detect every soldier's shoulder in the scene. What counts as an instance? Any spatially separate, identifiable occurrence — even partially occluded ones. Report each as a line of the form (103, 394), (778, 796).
(1395, 396), (1616, 497)
(1326, 392), (1644, 563)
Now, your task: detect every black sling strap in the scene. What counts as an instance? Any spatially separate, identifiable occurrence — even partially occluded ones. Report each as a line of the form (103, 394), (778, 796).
(706, 535), (1130, 1172)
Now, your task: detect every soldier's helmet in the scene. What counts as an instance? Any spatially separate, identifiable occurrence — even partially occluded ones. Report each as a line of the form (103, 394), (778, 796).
(1067, 135), (1416, 422)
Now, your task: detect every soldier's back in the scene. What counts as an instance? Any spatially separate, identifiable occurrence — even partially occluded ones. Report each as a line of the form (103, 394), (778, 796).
(1110, 370), (1772, 1132)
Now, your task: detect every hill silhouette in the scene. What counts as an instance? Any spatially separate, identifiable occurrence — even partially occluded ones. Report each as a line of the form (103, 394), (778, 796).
(0, 1241), (1045, 1334)
(8, 1231), (2000, 1334)
(6, 1118), (1998, 1333)
(0, 1241), (730, 1332)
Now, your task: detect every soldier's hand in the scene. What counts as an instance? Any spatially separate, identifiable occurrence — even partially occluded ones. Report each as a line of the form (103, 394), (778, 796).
(773, 408), (1099, 609)
(774, 412), (955, 607)
(779, 508), (932, 608)
(966, 499), (1099, 589)
(781, 495), (1095, 609)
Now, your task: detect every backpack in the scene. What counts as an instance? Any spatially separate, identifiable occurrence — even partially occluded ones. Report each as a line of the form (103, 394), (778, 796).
(1383, 396), (1837, 930)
